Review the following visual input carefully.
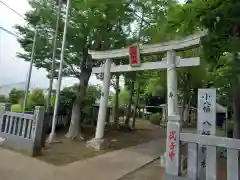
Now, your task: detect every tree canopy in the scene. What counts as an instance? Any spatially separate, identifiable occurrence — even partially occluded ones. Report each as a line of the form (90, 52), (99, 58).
(8, 88), (25, 104)
(14, 0), (240, 135)
(15, 0), (135, 79)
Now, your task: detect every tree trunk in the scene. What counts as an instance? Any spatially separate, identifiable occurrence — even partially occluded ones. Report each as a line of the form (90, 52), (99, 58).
(65, 99), (81, 139)
(186, 97), (191, 123)
(65, 52), (92, 139)
(232, 91), (240, 138)
(232, 52), (240, 139)
(188, 95), (192, 124)
(181, 95), (186, 122)
(113, 75), (120, 127)
(125, 80), (134, 128)
(65, 82), (87, 139)
(181, 73), (190, 122)
(132, 81), (140, 129)
(181, 96), (190, 123)
(183, 104), (189, 122)
(232, 52), (240, 179)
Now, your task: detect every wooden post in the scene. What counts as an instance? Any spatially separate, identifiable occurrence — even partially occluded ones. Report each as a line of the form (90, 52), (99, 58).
(31, 106), (45, 156)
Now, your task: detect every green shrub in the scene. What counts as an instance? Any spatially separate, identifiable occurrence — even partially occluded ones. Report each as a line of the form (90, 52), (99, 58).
(11, 104), (22, 112)
(8, 88), (24, 104)
(0, 103), (3, 112)
(149, 113), (161, 125)
(0, 95), (6, 103)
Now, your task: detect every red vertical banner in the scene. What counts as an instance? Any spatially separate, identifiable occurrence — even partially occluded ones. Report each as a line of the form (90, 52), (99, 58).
(129, 44), (141, 66)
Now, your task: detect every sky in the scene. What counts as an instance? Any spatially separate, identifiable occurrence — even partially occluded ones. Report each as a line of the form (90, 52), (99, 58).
(0, 0), (101, 90)
(0, 0), (185, 90)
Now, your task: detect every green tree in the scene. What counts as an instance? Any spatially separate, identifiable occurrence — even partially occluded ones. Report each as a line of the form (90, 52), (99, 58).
(8, 88), (25, 104)
(15, 0), (134, 138)
(63, 84), (101, 138)
(0, 95), (6, 103)
(118, 88), (130, 106)
(208, 55), (232, 107)
(144, 71), (167, 97)
(140, 1), (211, 122)
(168, 0), (240, 137)
(111, 74), (120, 127)
(28, 89), (45, 109)
(163, 0), (240, 171)
(117, 0), (178, 128)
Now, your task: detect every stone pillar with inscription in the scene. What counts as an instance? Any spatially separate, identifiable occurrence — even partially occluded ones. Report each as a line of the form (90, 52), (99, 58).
(87, 59), (112, 150)
(197, 89), (216, 179)
(165, 50), (182, 177)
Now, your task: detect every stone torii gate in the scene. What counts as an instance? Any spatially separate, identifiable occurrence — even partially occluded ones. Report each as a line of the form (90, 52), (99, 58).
(87, 32), (205, 153)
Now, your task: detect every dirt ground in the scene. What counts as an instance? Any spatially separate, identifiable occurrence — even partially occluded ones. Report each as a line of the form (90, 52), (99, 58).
(38, 119), (166, 166)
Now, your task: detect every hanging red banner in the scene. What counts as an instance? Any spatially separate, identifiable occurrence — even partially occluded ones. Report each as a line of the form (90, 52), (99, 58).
(129, 44), (141, 66)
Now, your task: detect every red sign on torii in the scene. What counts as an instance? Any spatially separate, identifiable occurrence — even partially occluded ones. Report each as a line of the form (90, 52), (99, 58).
(129, 44), (141, 66)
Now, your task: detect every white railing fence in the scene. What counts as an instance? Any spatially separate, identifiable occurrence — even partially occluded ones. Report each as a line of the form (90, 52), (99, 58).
(0, 104), (44, 156)
(1, 111), (35, 139)
(181, 133), (239, 180)
(165, 132), (240, 180)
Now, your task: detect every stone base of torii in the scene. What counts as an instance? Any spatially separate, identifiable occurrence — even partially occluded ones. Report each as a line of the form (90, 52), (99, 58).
(86, 32), (205, 175)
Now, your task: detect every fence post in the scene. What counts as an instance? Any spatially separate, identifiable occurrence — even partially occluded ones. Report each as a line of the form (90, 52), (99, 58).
(31, 106), (45, 156)
(40, 112), (48, 148)
(1, 103), (11, 112)
(1, 103), (11, 132)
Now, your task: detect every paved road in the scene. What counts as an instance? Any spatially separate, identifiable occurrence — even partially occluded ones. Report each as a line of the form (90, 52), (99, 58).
(0, 138), (166, 180)
(0, 128), (224, 180)
(119, 159), (163, 180)
(120, 129), (227, 180)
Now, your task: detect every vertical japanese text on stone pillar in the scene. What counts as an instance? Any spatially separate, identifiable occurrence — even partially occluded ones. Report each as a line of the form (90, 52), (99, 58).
(197, 89), (216, 172)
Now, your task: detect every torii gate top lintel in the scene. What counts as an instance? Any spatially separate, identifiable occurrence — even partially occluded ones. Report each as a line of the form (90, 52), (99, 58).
(88, 31), (206, 60)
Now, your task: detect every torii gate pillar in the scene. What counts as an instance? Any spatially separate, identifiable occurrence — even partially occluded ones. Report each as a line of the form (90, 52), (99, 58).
(165, 50), (181, 176)
(87, 59), (112, 150)
(87, 32), (205, 152)
(167, 51), (178, 116)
